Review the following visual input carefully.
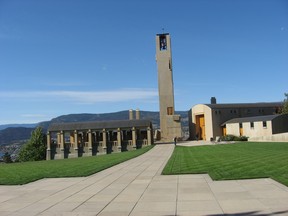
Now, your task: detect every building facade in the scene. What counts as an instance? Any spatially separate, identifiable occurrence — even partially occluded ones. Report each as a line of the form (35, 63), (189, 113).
(46, 119), (153, 160)
(156, 33), (182, 141)
(223, 114), (288, 139)
(189, 102), (283, 141)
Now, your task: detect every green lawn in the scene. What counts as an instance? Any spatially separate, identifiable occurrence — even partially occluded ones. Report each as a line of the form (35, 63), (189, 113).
(0, 145), (154, 185)
(162, 142), (288, 186)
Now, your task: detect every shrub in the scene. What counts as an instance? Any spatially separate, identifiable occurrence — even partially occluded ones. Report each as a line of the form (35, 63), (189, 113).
(235, 136), (248, 141)
(221, 134), (248, 141)
(221, 134), (235, 141)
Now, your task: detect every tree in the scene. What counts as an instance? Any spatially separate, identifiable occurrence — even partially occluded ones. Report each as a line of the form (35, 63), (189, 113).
(3, 152), (13, 163)
(282, 93), (288, 114)
(18, 127), (47, 162)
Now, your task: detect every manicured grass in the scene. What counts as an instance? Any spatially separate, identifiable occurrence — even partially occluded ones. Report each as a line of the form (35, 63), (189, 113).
(0, 145), (154, 185)
(162, 142), (288, 186)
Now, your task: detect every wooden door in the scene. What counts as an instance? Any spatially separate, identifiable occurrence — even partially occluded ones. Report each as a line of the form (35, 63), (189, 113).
(196, 115), (205, 140)
(222, 126), (227, 136)
(239, 123), (243, 136)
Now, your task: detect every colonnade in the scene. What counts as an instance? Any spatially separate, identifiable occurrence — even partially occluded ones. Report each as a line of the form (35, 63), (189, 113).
(46, 126), (152, 160)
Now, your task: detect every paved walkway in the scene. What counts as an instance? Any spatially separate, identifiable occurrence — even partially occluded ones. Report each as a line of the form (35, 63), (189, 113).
(0, 144), (288, 216)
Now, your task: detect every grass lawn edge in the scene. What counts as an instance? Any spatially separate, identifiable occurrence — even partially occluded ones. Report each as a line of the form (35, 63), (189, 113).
(161, 142), (288, 187)
(0, 145), (155, 185)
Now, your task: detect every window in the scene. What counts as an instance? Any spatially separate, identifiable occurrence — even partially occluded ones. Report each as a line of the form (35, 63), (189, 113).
(250, 122), (254, 129)
(263, 121), (267, 128)
(159, 35), (167, 50)
(167, 107), (173, 115)
(239, 123), (243, 128)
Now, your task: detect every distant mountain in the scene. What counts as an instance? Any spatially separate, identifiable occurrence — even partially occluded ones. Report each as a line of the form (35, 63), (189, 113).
(0, 127), (34, 146)
(0, 110), (189, 146)
(39, 110), (163, 130)
(0, 123), (37, 130)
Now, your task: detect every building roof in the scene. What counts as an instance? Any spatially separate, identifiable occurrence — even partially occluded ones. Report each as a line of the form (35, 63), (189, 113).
(222, 114), (281, 126)
(48, 119), (152, 132)
(205, 102), (283, 109)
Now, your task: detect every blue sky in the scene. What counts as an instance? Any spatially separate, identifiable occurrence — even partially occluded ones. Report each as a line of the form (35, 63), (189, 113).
(0, 0), (287, 124)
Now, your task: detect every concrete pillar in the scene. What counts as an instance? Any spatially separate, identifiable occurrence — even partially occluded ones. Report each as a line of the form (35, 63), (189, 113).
(46, 132), (51, 160)
(129, 109), (134, 120)
(147, 127), (151, 145)
(56, 132), (61, 159)
(87, 129), (92, 156)
(136, 109), (140, 120)
(74, 130), (78, 156)
(102, 129), (107, 152)
(60, 130), (64, 159)
(117, 128), (122, 151)
(132, 127), (136, 148)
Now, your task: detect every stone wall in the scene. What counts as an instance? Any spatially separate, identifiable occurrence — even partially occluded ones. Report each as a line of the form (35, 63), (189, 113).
(248, 132), (288, 142)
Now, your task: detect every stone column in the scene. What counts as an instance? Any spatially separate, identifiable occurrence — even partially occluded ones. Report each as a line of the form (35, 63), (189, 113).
(87, 129), (92, 156)
(56, 132), (61, 158)
(117, 128), (122, 152)
(74, 130), (78, 157)
(147, 127), (151, 145)
(102, 129), (107, 153)
(46, 132), (51, 160)
(60, 130), (64, 159)
(132, 127), (136, 148)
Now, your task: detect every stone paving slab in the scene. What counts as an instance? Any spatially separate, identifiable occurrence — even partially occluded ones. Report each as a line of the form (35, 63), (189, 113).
(0, 144), (288, 216)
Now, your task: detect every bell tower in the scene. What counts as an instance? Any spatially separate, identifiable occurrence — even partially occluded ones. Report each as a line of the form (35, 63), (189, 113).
(156, 33), (182, 141)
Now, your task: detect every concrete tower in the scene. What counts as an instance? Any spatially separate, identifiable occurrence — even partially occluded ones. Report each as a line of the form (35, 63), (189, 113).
(156, 33), (182, 141)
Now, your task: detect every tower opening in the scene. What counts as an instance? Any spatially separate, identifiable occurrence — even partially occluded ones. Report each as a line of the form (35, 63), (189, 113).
(159, 35), (167, 50)
(167, 107), (173, 115)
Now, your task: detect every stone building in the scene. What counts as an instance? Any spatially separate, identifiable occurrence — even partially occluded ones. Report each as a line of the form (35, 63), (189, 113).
(223, 114), (288, 141)
(189, 100), (283, 141)
(156, 33), (182, 141)
(46, 117), (153, 160)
